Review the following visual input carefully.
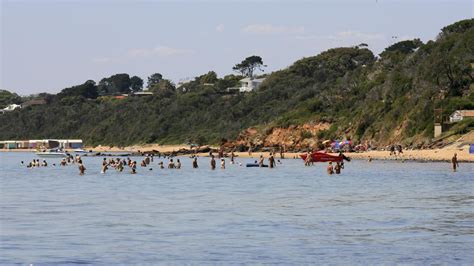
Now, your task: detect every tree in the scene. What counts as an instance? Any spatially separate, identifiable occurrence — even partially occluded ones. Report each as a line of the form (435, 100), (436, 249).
(199, 71), (218, 84)
(98, 74), (132, 95)
(380, 39), (423, 58)
(233, 55), (266, 78)
(0, 90), (21, 108)
(150, 79), (176, 97)
(57, 80), (98, 99)
(130, 76), (144, 92)
(147, 73), (163, 88)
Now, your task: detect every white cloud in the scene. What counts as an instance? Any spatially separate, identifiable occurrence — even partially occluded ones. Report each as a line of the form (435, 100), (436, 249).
(242, 24), (305, 34)
(335, 31), (384, 40)
(91, 57), (113, 63)
(297, 31), (385, 41)
(216, 24), (225, 32)
(129, 46), (195, 57)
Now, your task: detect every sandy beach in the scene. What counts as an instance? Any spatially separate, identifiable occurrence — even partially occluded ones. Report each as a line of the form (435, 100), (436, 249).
(3, 144), (472, 162)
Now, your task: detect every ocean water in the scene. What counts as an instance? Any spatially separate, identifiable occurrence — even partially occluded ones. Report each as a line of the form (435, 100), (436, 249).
(0, 152), (473, 264)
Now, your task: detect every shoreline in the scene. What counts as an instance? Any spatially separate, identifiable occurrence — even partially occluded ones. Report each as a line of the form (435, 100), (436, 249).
(1, 145), (472, 162)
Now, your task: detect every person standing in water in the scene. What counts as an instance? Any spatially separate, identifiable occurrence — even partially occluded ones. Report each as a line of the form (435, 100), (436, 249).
(101, 158), (108, 174)
(268, 153), (275, 168)
(258, 155), (264, 167)
(210, 155), (216, 170)
(221, 158), (225, 169)
(176, 159), (181, 169)
(168, 159), (176, 169)
(230, 151), (235, 164)
(451, 153), (459, 172)
(334, 162), (342, 174)
(305, 151), (312, 166)
(78, 160), (86, 175)
(327, 162), (334, 175)
(192, 157), (199, 168)
(131, 161), (137, 174)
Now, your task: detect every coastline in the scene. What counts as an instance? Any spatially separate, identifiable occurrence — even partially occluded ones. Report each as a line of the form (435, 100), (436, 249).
(2, 144), (472, 162)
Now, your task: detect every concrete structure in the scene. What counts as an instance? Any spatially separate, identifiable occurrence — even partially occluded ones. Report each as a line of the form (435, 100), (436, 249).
(238, 77), (265, 92)
(0, 139), (83, 149)
(449, 110), (474, 123)
(434, 124), (443, 138)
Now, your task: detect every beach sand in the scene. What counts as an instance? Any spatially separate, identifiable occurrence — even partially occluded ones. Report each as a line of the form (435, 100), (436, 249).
(2, 144), (472, 162)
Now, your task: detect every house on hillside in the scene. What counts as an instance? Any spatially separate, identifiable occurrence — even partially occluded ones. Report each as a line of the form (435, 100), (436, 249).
(449, 110), (474, 123)
(131, 91), (154, 97)
(22, 99), (47, 108)
(238, 77), (266, 92)
(1, 104), (21, 114)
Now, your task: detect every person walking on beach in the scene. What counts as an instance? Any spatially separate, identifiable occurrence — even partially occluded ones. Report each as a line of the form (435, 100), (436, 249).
(327, 162), (334, 175)
(192, 157), (199, 168)
(210, 155), (216, 170)
(78, 160), (86, 175)
(451, 153), (459, 172)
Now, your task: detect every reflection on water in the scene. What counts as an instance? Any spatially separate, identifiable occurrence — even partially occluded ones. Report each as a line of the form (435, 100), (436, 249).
(0, 152), (473, 264)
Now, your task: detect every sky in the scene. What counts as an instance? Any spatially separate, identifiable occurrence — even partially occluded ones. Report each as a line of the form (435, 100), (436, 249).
(1, 0), (473, 95)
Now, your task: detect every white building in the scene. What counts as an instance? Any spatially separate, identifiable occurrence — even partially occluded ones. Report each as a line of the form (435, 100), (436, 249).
(449, 110), (474, 123)
(238, 77), (265, 92)
(1, 104), (21, 114)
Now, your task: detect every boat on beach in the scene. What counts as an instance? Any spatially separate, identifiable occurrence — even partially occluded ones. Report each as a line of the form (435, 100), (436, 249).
(300, 151), (350, 163)
(35, 149), (68, 158)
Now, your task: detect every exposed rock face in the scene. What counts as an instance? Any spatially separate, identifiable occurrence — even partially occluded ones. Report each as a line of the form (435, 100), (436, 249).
(230, 123), (331, 151)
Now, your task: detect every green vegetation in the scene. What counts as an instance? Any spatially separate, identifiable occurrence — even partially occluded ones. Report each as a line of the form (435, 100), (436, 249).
(0, 19), (472, 147)
(0, 90), (21, 109)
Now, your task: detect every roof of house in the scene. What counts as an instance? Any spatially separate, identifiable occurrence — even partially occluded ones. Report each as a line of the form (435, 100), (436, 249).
(239, 77), (266, 83)
(133, 91), (154, 95)
(452, 110), (474, 117)
(22, 99), (47, 107)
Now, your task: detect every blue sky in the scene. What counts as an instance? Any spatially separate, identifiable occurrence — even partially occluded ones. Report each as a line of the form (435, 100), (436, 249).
(1, 0), (473, 95)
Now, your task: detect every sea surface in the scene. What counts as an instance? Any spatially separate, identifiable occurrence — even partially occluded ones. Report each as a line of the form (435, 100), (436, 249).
(0, 152), (473, 264)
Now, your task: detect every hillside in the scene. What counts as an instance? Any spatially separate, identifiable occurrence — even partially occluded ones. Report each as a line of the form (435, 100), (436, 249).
(0, 19), (473, 149)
